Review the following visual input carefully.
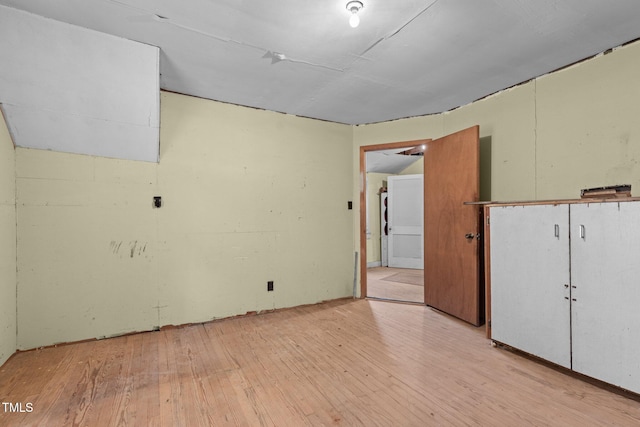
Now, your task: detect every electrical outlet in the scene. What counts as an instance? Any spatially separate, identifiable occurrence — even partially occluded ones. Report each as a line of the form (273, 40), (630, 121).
(267, 281), (274, 291)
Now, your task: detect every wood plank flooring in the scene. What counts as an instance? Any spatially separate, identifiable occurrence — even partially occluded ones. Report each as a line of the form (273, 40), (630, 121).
(1, 299), (639, 426)
(367, 267), (423, 303)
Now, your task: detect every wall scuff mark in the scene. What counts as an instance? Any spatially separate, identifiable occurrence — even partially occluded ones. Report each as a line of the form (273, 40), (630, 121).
(110, 240), (147, 258)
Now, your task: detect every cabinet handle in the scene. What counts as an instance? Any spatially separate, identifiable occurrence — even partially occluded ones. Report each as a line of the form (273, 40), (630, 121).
(579, 224), (585, 240)
(554, 224), (560, 239)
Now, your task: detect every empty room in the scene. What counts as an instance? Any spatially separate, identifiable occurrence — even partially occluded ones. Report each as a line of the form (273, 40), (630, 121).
(2, 1), (640, 425)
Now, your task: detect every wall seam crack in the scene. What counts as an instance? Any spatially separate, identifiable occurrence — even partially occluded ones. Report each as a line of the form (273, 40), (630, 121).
(14, 140), (19, 349)
(534, 79), (538, 199)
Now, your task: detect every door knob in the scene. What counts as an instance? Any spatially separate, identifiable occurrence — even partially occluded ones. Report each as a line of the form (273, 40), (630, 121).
(465, 233), (474, 240)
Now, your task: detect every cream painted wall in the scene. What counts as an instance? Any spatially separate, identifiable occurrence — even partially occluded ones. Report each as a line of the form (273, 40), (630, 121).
(16, 149), (160, 349)
(535, 43), (640, 199)
(0, 110), (16, 366)
(155, 93), (354, 327)
(15, 92), (354, 349)
(400, 157), (424, 175)
(353, 39), (640, 296)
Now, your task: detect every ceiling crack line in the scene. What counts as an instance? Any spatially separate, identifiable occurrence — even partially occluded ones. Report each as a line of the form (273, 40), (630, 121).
(360, 0), (441, 56)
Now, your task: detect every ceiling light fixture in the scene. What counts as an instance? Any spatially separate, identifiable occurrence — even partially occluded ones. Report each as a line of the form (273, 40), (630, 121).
(346, 1), (363, 28)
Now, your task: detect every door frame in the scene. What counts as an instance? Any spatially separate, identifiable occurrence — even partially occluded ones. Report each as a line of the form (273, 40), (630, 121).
(359, 139), (430, 299)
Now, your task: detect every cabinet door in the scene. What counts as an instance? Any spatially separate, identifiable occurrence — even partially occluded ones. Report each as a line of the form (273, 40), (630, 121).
(570, 202), (640, 394)
(490, 204), (571, 368)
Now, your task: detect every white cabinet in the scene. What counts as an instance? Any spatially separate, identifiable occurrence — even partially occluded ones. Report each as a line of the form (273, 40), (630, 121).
(489, 204), (571, 369)
(488, 200), (640, 394)
(570, 202), (640, 393)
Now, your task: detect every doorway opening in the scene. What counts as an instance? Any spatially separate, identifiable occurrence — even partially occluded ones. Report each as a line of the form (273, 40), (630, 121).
(360, 127), (483, 325)
(360, 140), (429, 304)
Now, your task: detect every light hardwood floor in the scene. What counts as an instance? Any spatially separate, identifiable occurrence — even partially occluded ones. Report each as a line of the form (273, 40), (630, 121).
(1, 299), (639, 426)
(367, 266), (424, 303)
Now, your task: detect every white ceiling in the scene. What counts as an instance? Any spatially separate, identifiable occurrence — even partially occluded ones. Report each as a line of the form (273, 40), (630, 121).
(367, 149), (422, 174)
(2, 0), (640, 125)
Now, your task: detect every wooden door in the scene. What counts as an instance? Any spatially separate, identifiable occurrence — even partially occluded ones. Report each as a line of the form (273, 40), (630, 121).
(489, 204), (571, 368)
(424, 126), (481, 325)
(388, 174), (423, 269)
(570, 201), (640, 394)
